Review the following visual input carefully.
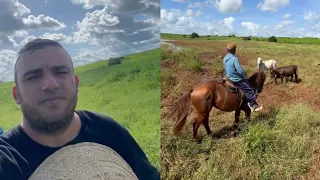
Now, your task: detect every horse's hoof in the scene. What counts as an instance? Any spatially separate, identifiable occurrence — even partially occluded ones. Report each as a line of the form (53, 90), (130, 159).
(194, 138), (202, 144)
(232, 124), (239, 129)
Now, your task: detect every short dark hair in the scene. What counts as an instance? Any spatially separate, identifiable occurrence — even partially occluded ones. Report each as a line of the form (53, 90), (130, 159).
(14, 38), (73, 85)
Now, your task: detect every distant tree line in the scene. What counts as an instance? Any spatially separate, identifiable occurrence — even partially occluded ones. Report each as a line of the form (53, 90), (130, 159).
(181, 32), (278, 43)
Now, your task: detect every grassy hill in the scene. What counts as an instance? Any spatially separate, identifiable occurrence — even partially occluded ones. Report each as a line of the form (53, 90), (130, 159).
(0, 48), (160, 168)
(161, 33), (320, 179)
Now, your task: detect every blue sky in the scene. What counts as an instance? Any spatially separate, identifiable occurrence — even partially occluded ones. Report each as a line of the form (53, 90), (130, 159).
(161, 0), (320, 38)
(0, 0), (160, 82)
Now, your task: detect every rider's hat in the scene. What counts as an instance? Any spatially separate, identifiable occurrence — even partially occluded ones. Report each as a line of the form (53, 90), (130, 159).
(226, 42), (237, 50)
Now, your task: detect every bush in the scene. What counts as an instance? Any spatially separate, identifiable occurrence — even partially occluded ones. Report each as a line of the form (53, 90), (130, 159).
(108, 57), (122, 66)
(268, 36), (277, 42)
(191, 32), (199, 38)
(182, 35), (186, 38)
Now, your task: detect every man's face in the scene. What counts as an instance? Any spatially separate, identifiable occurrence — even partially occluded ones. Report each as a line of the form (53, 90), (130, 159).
(13, 46), (79, 134)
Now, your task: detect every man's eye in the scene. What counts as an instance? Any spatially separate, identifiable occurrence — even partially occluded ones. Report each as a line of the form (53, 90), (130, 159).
(57, 71), (67, 74)
(26, 76), (37, 80)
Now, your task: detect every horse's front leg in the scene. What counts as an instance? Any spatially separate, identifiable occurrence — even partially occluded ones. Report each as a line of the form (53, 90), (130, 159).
(230, 109), (241, 138)
(234, 109), (241, 129)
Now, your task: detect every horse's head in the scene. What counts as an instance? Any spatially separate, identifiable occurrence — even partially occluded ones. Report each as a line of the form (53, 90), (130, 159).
(248, 71), (266, 95)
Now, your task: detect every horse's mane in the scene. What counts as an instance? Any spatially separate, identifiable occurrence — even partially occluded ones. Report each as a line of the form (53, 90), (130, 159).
(248, 71), (266, 85)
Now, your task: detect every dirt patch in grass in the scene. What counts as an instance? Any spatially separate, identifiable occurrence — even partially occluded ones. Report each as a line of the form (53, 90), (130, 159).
(258, 81), (320, 112)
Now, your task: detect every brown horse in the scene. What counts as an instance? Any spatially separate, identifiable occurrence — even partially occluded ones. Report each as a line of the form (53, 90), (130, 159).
(173, 71), (266, 143)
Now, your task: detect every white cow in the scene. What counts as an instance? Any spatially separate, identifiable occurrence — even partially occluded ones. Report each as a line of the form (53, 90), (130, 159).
(257, 57), (277, 73)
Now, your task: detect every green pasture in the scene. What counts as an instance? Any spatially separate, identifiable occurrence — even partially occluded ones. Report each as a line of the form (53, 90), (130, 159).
(161, 32), (320, 45)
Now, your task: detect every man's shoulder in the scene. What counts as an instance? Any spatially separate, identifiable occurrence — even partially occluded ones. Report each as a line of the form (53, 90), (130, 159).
(229, 54), (238, 60)
(77, 110), (118, 124)
(0, 126), (21, 147)
(0, 126), (25, 160)
(224, 53), (237, 61)
(0, 132), (25, 179)
(76, 110), (129, 134)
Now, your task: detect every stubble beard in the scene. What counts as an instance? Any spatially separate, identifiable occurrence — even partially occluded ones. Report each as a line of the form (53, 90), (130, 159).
(19, 91), (78, 135)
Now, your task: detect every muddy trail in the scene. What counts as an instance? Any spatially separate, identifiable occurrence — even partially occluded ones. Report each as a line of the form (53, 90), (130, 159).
(161, 40), (320, 179)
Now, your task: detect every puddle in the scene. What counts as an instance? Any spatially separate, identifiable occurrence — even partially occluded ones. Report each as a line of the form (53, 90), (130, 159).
(161, 39), (183, 51)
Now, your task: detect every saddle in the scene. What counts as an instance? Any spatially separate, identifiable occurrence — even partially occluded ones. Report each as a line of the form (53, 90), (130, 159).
(222, 76), (246, 105)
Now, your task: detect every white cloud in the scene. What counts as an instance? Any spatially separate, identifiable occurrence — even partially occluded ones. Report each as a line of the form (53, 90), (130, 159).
(161, 8), (235, 36)
(0, 49), (17, 82)
(184, 9), (201, 17)
(257, 0), (290, 12)
(312, 22), (320, 32)
(22, 15), (66, 30)
(20, 33), (73, 47)
(71, 0), (159, 15)
(70, 0), (160, 55)
(214, 0), (243, 14)
(172, 0), (187, 3)
(241, 22), (261, 36)
(161, 9), (182, 23)
(161, 1), (320, 40)
(0, 0), (66, 47)
(188, 2), (203, 9)
(185, 9), (193, 17)
(282, 13), (291, 19)
(72, 6), (159, 48)
(303, 11), (320, 22)
(240, 20), (305, 37)
(72, 48), (119, 67)
(273, 20), (294, 34)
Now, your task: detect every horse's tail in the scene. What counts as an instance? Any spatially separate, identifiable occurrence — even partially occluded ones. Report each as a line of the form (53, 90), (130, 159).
(173, 89), (193, 135)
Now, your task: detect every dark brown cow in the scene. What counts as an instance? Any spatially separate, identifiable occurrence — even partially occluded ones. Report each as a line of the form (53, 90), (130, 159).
(271, 65), (298, 84)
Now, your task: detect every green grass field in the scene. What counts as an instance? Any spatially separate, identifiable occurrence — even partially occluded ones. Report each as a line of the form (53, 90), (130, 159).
(161, 33), (320, 179)
(0, 48), (160, 168)
(161, 32), (320, 45)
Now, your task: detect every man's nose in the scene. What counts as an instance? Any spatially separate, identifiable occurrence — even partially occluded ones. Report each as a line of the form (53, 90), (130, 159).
(42, 74), (60, 91)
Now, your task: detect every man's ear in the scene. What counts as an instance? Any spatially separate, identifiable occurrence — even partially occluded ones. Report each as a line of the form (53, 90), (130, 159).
(12, 85), (21, 104)
(74, 74), (79, 88)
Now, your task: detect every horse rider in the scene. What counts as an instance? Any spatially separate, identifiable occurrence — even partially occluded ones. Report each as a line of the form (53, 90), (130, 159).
(222, 42), (263, 112)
